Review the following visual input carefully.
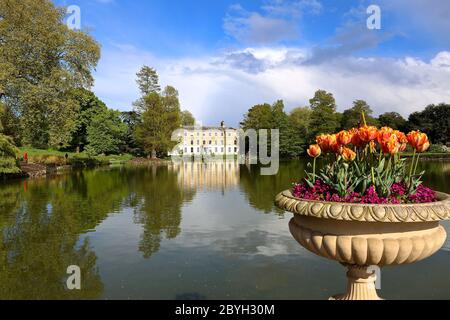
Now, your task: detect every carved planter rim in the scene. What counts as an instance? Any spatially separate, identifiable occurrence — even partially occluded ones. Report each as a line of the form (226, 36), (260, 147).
(275, 190), (450, 223)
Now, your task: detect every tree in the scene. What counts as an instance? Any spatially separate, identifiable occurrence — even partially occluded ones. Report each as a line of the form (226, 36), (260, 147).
(241, 101), (304, 158)
(308, 90), (341, 139)
(0, 134), (20, 175)
(121, 111), (142, 155)
(341, 100), (378, 129)
(181, 110), (195, 126)
(378, 112), (408, 131)
(290, 107), (312, 137)
(69, 89), (108, 152)
(0, 0), (100, 148)
(408, 104), (450, 144)
(85, 109), (127, 155)
(136, 66), (161, 97)
(241, 104), (273, 130)
(134, 88), (182, 158)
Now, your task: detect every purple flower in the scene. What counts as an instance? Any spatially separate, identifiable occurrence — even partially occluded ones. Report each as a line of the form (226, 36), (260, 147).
(409, 184), (437, 203)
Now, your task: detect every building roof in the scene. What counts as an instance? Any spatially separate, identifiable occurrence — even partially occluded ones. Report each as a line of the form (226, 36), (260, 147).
(182, 126), (237, 131)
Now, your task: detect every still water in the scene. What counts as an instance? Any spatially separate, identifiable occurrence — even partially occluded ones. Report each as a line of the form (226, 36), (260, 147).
(0, 160), (449, 300)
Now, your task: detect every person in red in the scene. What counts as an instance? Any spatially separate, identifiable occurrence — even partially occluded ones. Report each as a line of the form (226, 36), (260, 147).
(23, 151), (28, 163)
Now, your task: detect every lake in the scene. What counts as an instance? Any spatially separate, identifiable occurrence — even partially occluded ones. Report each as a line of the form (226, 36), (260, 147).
(0, 159), (449, 300)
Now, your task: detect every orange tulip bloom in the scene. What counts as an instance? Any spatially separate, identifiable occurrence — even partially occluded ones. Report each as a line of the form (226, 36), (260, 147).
(349, 128), (363, 147)
(380, 134), (400, 155)
(394, 130), (408, 144)
(307, 144), (322, 158)
(337, 130), (353, 146)
(341, 147), (356, 162)
(316, 134), (339, 153)
(358, 125), (378, 143)
(407, 131), (430, 153)
(377, 127), (394, 145)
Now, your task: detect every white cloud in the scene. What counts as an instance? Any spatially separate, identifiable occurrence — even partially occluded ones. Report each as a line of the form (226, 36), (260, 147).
(93, 45), (450, 127)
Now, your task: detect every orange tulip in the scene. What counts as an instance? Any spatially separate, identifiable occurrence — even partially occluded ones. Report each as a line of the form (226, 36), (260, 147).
(350, 128), (363, 147)
(337, 130), (353, 146)
(407, 131), (430, 153)
(377, 127), (394, 145)
(307, 144), (322, 158)
(380, 134), (400, 155)
(358, 125), (378, 143)
(341, 147), (356, 162)
(316, 134), (339, 153)
(394, 130), (408, 144)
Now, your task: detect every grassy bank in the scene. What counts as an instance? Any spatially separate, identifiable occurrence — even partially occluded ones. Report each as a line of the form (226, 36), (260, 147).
(18, 147), (134, 167)
(401, 152), (450, 159)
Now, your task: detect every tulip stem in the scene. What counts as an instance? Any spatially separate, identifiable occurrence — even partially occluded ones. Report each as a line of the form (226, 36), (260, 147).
(313, 157), (317, 184)
(409, 150), (416, 179)
(362, 112), (367, 126)
(414, 153), (421, 176)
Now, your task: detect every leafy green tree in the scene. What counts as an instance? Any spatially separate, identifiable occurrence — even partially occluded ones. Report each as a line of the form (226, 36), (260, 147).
(408, 104), (450, 144)
(308, 90), (341, 139)
(241, 101), (303, 157)
(121, 111), (142, 155)
(0, 0), (100, 148)
(69, 89), (108, 152)
(0, 134), (20, 175)
(134, 87), (182, 158)
(378, 112), (408, 131)
(181, 110), (196, 126)
(241, 103), (273, 130)
(136, 66), (161, 97)
(290, 107), (312, 136)
(85, 109), (127, 155)
(341, 100), (378, 129)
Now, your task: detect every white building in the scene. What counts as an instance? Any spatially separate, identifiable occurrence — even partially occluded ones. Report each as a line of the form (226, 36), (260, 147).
(171, 122), (239, 157)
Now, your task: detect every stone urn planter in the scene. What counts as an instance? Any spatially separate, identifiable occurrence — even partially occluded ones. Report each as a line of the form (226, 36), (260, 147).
(275, 190), (450, 300)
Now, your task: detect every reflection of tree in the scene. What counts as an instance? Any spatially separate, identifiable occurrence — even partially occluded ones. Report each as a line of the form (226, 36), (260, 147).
(132, 166), (196, 258)
(0, 169), (131, 299)
(239, 161), (308, 214)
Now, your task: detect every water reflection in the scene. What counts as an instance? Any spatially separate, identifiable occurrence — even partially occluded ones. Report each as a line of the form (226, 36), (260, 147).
(172, 160), (239, 191)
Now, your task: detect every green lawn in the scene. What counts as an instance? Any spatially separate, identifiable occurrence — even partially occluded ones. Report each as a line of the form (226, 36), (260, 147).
(18, 147), (134, 165)
(401, 152), (450, 158)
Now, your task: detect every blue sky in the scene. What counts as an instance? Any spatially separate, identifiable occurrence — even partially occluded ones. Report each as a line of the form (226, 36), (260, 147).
(54, 0), (450, 126)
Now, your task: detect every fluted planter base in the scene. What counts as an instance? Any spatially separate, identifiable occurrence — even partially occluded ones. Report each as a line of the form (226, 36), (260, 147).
(330, 265), (381, 300)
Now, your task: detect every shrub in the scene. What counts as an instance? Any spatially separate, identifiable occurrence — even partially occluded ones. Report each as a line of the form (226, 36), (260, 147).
(0, 134), (21, 175)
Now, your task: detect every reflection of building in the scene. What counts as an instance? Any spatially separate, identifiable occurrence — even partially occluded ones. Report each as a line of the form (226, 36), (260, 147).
(172, 161), (240, 190)
(172, 122), (239, 157)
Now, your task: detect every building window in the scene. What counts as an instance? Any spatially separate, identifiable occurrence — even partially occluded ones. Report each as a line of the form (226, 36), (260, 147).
(197, 147), (200, 153)
(191, 148), (194, 153)
(221, 147), (224, 153)
(203, 140), (206, 145)
(228, 147), (231, 153)
(191, 141), (194, 145)
(215, 147), (218, 153)
(234, 139), (238, 145)
(209, 141), (212, 145)
(234, 147), (237, 153)
(197, 140), (199, 145)
(184, 148), (187, 153)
